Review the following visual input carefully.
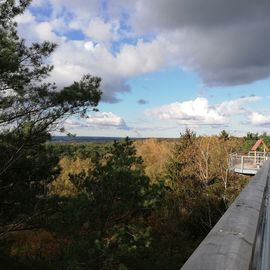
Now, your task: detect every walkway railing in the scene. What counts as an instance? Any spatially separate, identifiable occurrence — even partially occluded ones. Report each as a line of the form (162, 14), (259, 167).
(181, 159), (270, 270)
(229, 152), (269, 175)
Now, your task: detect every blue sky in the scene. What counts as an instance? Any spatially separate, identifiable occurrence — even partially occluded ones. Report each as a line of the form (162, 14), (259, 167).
(16, 0), (270, 137)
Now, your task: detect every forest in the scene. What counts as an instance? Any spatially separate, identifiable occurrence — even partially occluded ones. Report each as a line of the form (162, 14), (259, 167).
(1, 1), (269, 269)
(3, 129), (268, 269)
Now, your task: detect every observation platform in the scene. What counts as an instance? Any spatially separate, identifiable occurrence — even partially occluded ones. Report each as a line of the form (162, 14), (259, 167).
(229, 151), (269, 175)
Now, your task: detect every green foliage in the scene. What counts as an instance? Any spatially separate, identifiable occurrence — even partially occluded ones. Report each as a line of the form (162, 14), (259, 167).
(166, 128), (197, 185)
(241, 132), (270, 152)
(44, 138), (164, 270)
(46, 141), (110, 159)
(219, 130), (230, 141)
(0, 0), (101, 246)
(261, 132), (270, 147)
(241, 132), (259, 152)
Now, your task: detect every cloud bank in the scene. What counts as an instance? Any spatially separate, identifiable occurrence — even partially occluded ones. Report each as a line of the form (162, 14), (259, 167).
(146, 96), (261, 126)
(14, 0), (270, 103)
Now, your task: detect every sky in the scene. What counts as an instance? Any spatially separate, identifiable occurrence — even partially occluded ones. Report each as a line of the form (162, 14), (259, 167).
(16, 0), (270, 137)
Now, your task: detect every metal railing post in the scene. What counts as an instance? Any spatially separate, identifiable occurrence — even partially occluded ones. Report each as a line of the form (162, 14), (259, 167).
(241, 156), (244, 173)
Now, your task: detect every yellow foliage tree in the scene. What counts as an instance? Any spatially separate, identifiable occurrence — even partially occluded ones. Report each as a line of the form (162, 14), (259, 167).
(135, 139), (173, 183)
(49, 156), (92, 196)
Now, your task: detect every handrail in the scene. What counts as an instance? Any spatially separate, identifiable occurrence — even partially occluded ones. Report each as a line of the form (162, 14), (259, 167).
(233, 155), (267, 159)
(181, 160), (270, 270)
(251, 173), (270, 270)
(229, 153), (268, 175)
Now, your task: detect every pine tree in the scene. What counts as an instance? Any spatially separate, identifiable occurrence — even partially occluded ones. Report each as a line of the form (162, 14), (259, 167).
(0, 0), (102, 239)
(48, 138), (164, 269)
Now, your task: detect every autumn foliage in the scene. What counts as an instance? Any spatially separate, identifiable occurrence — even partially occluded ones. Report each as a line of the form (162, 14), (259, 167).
(1, 131), (252, 269)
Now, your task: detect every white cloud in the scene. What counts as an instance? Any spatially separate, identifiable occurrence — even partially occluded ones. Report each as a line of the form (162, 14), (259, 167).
(16, 9), (169, 103)
(84, 41), (98, 51)
(45, 37), (168, 102)
(64, 119), (87, 129)
(217, 96), (260, 116)
(146, 96), (262, 126)
(34, 22), (59, 42)
(30, 0), (46, 7)
(48, 0), (100, 19)
(249, 112), (270, 126)
(64, 112), (129, 130)
(86, 112), (128, 129)
(115, 39), (166, 76)
(146, 97), (226, 125)
(15, 10), (35, 24)
(17, 11), (61, 43)
(84, 18), (117, 42)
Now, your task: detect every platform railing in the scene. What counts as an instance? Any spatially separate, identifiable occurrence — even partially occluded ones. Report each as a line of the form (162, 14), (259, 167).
(181, 159), (270, 270)
(229, 152), (269, 174)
